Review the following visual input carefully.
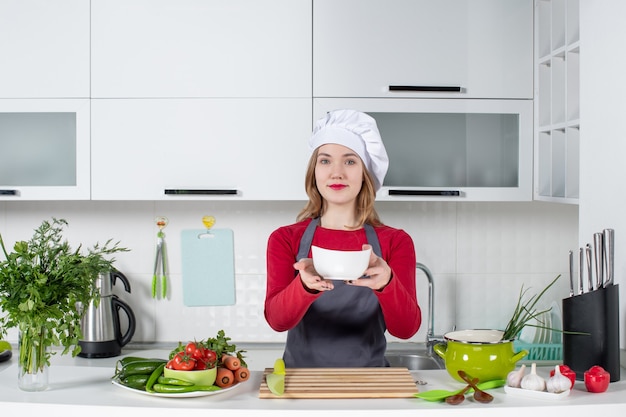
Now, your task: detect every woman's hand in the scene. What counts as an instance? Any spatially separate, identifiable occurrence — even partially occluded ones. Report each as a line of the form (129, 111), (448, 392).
(348, 244), (393, 291)
(293, 258), (335, 292)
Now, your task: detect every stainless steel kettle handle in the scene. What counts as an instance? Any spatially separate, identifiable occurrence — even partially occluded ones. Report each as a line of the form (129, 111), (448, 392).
(112, 296), (136, 348)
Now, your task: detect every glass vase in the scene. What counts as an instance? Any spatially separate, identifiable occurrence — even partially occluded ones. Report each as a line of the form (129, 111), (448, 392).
(17, 325), (49, 391)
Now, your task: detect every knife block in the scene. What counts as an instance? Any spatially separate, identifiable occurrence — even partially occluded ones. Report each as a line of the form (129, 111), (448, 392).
(562, 284), (620, 382)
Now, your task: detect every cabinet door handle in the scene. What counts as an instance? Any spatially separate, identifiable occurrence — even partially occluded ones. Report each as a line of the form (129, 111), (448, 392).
(389, 85), (462, 92)
(388, 189), (461, 197)
(0, 189), (19, 196)
(164, 189), (238, 196)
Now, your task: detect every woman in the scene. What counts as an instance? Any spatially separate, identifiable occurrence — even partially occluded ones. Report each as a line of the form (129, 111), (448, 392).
(264, 109), (421, 367)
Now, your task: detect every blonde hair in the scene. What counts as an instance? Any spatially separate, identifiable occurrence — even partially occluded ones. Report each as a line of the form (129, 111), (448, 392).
(296, 148), (383, 228)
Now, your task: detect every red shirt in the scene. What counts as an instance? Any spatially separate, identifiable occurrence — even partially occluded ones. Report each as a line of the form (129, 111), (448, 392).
(265, 218), (421, 366)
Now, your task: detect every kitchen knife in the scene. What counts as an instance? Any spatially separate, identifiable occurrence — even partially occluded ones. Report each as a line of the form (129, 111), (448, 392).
(603, 228), (614, 287)
(585, 244), (593, 292)
(593, 232), (604, 290)
(578, 248), (584, 295)
(568, 250), (574, 297)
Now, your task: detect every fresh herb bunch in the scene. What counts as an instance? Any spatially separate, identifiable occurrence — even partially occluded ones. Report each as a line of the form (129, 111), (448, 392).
(0, 218), (129, 370)
(502, 274), (561, 341)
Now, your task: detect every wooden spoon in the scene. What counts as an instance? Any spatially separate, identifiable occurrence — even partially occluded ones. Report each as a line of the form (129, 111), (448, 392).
(457, 370), (494, 403)
(444, 378), (478, 405)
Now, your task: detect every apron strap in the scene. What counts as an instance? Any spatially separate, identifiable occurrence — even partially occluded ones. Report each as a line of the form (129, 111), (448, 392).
(296, 217), (382, 262)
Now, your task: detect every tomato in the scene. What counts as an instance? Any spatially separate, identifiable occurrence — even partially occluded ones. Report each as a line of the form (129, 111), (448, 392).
(194, 360), (208, 370)
(204, 349), (217, 365)
(185, 342), (205, 361)
(165, 359), (176, 370)
(584, 365), (610, 393)
(172, 352), (196, 371)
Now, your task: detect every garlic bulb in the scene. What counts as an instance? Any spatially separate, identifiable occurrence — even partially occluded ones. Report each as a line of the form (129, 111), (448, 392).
(521, 363), (546, 391)
(547, 364), (571, 393)
(506, 364), (526, 388)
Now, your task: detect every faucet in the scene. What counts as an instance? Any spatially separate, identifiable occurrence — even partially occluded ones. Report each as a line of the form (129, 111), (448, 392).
(416, 263), (446, 365)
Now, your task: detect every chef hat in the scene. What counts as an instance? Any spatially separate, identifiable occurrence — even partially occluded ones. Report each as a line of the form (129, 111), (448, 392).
(310, 109), (389, 191)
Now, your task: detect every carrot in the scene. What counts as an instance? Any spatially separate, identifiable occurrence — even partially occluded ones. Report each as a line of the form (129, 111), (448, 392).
(221, 354), (241, 371)
(234, 366), (249, 382)
(216, 367), (234, 388)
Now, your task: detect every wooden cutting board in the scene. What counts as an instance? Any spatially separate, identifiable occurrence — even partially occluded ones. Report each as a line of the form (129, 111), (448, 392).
(258, 367), (419, 399)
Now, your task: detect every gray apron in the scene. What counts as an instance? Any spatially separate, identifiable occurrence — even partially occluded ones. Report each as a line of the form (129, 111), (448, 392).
(283, 218), (387, 367)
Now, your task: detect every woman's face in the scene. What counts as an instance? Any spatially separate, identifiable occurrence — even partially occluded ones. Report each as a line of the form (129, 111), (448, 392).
(314, 143), (364, 207)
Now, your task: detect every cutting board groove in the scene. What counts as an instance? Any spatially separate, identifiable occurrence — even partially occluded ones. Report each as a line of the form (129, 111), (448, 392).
(259, 367), (419, 399)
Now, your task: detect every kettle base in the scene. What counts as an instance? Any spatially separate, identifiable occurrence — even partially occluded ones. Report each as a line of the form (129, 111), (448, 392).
(78, 340), (122, 358)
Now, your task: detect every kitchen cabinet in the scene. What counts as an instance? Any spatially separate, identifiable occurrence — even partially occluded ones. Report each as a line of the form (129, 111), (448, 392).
(315, 98), (533, 201)
(91, 0), (311, 99)
(91, 99), (311, 200)
(313, 0), (533, 99)
(534, 0), (580, 203)
(0, 0), (89, 98)
(0, 99), (91, 200)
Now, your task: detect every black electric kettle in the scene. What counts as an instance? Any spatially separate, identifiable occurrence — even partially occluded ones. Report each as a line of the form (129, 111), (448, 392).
(78, 269), (136, 358)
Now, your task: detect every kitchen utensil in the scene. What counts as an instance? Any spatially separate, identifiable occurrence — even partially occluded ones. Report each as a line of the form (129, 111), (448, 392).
(603, 228), (614, 287)
(457, 370), (494, 403)
(593, 232), (604, 290)
(181, 216), (235, 306)
(258, 367), (417, 398)
(152, 216), (168, 299)
(578, 248), (584, 295)
(568, 250), (574, 297)
(433, 329), (528, 383)
(586, 244), (593, 292)
(445, 377), (478, 405)
(78, 269), (136, 358)
(414, 379), (505, 402)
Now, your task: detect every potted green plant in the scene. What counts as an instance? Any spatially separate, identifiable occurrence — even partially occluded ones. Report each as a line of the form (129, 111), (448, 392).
(0, 218), (128, 391)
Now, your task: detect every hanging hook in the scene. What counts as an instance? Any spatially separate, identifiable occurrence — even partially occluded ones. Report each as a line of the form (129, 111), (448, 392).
(198, 215), (216, 239)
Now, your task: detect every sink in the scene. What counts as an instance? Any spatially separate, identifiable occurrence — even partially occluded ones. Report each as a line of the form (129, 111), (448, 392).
(385, 353), (444, 370)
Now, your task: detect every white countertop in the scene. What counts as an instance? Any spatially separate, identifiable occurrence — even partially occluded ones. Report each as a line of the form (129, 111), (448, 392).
(1, 346), (625, 417)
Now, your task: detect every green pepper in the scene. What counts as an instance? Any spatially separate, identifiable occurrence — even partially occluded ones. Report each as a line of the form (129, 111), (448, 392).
(152, 383), (222, 394)
(119, 374), (150, 390)
(116, 359), (167, 378)
(145, 363), (166, 393)
(157, 376), (194, 386)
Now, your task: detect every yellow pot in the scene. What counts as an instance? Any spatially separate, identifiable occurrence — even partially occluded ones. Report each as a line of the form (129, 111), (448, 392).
(433, 329), (528, 383)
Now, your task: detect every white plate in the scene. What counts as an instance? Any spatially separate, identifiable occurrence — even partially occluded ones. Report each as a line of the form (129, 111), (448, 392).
(504, 385), (570, 400)
(550, 301), (562, 344)
(111, 378), (243, 398)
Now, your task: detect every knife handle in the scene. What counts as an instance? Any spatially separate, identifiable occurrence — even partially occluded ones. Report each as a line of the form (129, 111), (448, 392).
(568, 250), (574, 297)
(593, 233), (604, 290)
(585, 244), (593, 292)
(603, 228), (614, 287)
(578, 248), (584, 295)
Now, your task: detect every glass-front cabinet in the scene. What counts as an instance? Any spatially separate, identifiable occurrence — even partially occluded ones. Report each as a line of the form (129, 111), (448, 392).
(314, 98), (533, 201)
(0, 99), (90, 200)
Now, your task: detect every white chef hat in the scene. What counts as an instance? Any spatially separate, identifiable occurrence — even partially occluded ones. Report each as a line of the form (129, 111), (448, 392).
(309, 109), (389, 191)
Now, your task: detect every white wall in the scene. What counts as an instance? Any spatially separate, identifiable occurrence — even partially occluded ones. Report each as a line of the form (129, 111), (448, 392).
(0, 200), (577, 345)
(579, 0), (626, 348)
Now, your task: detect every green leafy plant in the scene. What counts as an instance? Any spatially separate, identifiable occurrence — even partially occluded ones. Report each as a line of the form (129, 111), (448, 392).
(0, 218), (129, 375)
(502, 274), (561, 341)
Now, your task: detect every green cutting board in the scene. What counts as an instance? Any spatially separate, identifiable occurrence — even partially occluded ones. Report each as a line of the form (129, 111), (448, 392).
(181, 228), (235, 306)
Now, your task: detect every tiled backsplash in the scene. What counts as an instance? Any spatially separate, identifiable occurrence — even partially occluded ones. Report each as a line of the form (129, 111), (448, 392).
(0, 200), (578, 345)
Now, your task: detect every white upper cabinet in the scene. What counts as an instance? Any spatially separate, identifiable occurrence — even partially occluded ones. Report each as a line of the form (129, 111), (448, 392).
(91, 0), (312, 98)
(91, 99), (311, 201)
(313, 0), (533, 99)
(0, 99), (91, 200)
(0, 0), (89, 98)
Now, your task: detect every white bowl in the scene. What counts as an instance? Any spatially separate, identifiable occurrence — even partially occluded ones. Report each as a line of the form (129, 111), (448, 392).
(311, 245), (371, 280)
